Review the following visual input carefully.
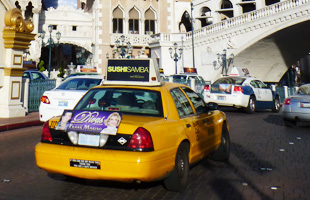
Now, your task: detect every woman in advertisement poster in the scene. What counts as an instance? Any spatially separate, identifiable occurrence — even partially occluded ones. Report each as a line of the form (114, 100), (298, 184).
(100, 112), (121, 135)
(56, 110), (73, 131)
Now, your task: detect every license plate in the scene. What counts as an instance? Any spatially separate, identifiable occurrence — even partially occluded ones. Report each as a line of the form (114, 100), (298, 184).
(301, 103), (310, 108)
(58, 101), (68, 107)
(78, 133), (100, 146)
(70, 159), (101, 169)
(217, 96), (225, 100)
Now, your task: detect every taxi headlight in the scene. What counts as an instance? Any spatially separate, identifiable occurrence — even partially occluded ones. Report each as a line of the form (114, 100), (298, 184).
(68, 131), (78, 144)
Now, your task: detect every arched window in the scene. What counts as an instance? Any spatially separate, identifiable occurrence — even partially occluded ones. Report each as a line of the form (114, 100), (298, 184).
(81, 2), (86, 9)
(25, 2), (34, 21)
(200, 7), (212, 27)
(221, 0), (233, 9)
(220, 0), (234, 20)
(179, 11), (191, 33)
(265, 0), (280, 6)
(129, 8), (139, 34)
(113, 7), (123, 33)
(145, 9), (155, 35)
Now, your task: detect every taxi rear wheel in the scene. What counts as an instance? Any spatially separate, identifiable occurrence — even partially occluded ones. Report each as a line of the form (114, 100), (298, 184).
(164, 143), (189, 192)
(245, 96), (256, 114)
(211, 123), (230, 162)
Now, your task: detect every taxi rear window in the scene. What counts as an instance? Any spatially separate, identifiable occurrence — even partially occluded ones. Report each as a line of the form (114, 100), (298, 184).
(213, 77), (246, 85)
(74, 88), (163, 117)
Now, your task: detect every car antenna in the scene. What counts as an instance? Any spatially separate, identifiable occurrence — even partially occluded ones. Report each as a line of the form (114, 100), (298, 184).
(164, 113), (169, 121)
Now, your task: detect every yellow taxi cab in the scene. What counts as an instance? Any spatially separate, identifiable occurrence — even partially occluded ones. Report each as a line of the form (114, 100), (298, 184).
(35, 59), (230, 192)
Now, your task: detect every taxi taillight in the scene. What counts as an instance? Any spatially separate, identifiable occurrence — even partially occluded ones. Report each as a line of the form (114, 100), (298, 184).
(204, 85), (210, 92)
(40, 96), (50, 104)
(41, 122), (52, 142)
(233, 86), (243, 94)
(127, 127), (154, 150)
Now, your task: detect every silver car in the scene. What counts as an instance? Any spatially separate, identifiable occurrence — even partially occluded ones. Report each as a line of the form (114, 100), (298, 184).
(282, 84), (310, 127)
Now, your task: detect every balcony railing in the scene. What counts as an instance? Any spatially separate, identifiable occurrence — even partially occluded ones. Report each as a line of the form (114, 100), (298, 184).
(110, 34), (152, 47)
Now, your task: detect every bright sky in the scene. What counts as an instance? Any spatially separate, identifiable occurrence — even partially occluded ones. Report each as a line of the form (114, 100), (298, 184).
(44, 0), (77, 9)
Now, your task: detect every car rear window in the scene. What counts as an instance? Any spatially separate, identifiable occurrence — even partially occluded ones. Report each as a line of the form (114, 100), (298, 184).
(172, 75), (187, 83)
(213, 77), (246, 85)
(57, 78), (101, 90)
(296, 85), (310, 95)
(74, 88), (163, 117)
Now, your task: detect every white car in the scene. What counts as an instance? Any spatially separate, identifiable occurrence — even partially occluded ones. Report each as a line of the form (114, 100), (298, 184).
(203, 76), (280, 113)
(170, 74), (206, 94)
(39, 75), (103, 122)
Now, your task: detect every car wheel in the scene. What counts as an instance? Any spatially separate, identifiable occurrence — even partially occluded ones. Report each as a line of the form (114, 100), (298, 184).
(272, 96), (280, 113)
(283, 118), (296, 127)
(164, 143), (189, 192)
(211, 123), (230, 162)
(245, 96), (256, 114)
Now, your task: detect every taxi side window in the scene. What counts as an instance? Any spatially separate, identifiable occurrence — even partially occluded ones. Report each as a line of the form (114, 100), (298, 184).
(181, 87), (207, 114)
(250, 81), (258, 88)
(170, 88), (194, 117)
(256, 80), (267, 88)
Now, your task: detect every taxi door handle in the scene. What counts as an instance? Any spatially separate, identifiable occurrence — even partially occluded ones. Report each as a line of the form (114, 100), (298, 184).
(186, 124), (191, 128)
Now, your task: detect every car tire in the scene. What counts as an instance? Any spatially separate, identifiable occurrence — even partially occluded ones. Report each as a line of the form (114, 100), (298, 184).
(211, 123), (230, 162)
(164, 143), (189, 192)
(245, 96), (256, 114)
(283, 118), (296, 127)
(272, 96), (280, 113)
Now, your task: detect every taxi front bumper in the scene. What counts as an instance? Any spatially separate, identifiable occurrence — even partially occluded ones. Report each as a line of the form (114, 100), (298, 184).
(35, 143), (175, 182)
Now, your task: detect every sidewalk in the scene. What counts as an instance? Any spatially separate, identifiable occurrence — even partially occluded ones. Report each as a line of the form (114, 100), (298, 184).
(0, 112), (43, 132)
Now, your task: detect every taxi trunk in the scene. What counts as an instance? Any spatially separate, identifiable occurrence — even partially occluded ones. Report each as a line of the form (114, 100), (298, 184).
(35, 115), (176, 182)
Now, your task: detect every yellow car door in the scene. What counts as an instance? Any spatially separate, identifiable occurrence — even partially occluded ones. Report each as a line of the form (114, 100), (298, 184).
(180, 87), (222, 158)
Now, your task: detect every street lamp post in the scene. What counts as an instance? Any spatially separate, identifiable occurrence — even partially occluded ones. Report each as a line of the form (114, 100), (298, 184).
(169, 43), (183, 74)
(190, 2), (195, 68)
(213, 49), (234, 76)
(113, 35), (133, 58)
(41, 24), (61, 78)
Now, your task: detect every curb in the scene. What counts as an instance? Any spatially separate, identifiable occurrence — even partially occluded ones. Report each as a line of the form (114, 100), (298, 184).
(0, 120), (43, 132)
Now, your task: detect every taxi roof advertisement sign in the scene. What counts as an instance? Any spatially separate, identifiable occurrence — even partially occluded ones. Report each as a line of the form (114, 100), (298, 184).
(107, 59), (150, 82)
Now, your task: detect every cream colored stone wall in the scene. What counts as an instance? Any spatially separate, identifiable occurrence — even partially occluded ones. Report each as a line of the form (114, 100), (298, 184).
(97, 0), (191, 74)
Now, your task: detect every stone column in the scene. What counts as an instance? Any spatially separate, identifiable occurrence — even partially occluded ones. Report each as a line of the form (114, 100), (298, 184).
(256, 0), (266, 9)
(0, 8), (36, 118)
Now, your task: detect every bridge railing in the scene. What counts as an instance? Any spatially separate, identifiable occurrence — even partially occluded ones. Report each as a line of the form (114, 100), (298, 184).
(186, 0), (310, 40)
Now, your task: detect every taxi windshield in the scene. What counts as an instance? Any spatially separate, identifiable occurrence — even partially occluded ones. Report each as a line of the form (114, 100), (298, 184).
(75, 88), (163, 117)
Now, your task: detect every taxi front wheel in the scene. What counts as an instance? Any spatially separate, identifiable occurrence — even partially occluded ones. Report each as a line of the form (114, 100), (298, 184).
(164, 143), (189, 192)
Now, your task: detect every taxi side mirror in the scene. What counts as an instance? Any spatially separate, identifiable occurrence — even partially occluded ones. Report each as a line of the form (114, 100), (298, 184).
(207, 102), (218, 110)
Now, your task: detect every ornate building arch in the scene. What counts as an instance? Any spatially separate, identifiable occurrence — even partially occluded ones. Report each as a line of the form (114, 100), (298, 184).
(112, 5), (125, 33)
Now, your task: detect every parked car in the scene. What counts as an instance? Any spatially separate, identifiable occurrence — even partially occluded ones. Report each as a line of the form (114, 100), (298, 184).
(35, 59), (230, 192)
(203, 76), (280, 113)
(23, 69), (49, 81)
(170, 74), (206, 94)
(63, 72), (99, 81)
(282, 84), (310, 127)
(39, 75), (103, 122)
